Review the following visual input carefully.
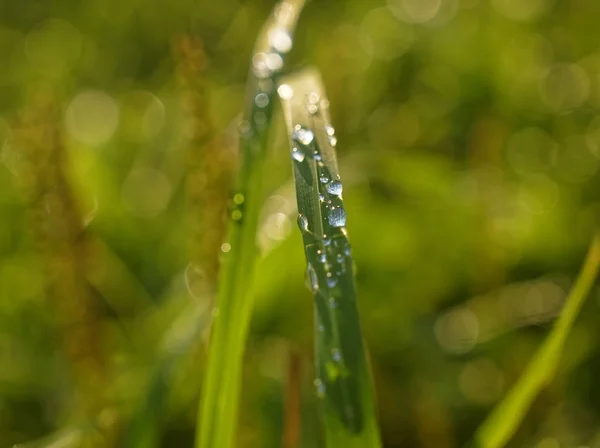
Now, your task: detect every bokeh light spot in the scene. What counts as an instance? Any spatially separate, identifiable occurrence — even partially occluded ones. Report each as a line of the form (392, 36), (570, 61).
(66, 90), (119, 146)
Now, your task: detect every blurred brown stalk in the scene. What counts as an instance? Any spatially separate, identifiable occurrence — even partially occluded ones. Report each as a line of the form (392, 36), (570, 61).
(172, 34), (236, 297)
(10, 91), (116, 446)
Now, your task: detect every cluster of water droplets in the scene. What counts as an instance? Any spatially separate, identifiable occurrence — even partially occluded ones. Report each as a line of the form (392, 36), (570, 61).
(251, 2), (296, 80)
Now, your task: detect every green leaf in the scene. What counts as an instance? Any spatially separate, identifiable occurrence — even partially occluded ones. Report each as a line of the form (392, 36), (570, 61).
(277, 69), (382, 448)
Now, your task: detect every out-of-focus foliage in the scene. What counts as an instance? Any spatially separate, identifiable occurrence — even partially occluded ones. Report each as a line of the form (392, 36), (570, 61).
(1, 0), (600, 447)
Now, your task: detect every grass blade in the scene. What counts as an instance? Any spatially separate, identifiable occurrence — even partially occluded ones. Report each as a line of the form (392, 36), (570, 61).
(473, 231), (600, 448)
(277, 69), (382, 447)
(196, 2), (305, 447)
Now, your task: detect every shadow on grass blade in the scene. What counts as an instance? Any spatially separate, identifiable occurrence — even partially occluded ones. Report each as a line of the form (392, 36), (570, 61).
(277, 69), (382, 448)
(196, 1), (306, 448)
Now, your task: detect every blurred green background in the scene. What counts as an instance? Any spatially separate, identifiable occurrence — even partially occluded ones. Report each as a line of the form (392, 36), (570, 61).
(2, 0), (600, 447)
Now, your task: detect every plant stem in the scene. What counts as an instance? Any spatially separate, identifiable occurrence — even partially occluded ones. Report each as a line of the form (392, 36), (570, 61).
(474, 230), (600, 448)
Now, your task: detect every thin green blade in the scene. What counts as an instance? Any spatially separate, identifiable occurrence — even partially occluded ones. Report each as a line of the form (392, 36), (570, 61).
(196, 2), (306, 447)
(277, 69), (382, 448)
(473, 231), (600, 448)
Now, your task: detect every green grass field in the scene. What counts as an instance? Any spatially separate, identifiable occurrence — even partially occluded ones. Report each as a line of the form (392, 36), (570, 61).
(2, 1), (600, 447)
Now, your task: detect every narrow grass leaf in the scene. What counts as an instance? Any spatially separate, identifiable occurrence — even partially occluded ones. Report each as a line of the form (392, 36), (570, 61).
(473, 231), (600, 448)
(277, 69), (381, 448)
(196, 2), (306, 447)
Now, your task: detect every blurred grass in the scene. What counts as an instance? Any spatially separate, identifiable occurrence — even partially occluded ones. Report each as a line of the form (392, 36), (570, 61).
(197, 2), (305, 447)
(474, 230), (600, 448)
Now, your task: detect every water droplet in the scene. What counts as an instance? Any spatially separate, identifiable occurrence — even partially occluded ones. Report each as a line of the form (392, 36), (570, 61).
(319, 174), (329, 184)
(325, 124), (335, 136)
(328, 207), (347, 227)
(306, 92), (320, 115)
(305, 263), (319, 293)
(254, 93), (269, 108)
(277, 84), (294, 100)
(326, 180), (343, 196)
(291, 146), (305, 162)
(252, 52), (270, 78)
(233, 193), (245, 205)
(332, 348), (342, 363)
(313, 151), (322, 161)
(221, 243), (231, 253)
(292, 125), (314, 145)
(231, 209), (243, 221)
(307, 103), (318, 114)
(323, 236), (332, 246)
(336, 254), (344, 263)
(266, 52), (283, 71)
(297, 214), (309, 232)
(314, 378), (326, 398)
(328, 136), (337, 147)
(268, 28), (292, 53)
(319, 193), (325, 202)
(344, 244), (352, 256)
(326, 272), (337, 288)
(317, 250), (326, 263)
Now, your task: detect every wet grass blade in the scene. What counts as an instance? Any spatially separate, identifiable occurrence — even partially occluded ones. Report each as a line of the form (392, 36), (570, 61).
(277, 69), (382, 448)
(473, 231), (600, 448)
(196, 1), (305, 447)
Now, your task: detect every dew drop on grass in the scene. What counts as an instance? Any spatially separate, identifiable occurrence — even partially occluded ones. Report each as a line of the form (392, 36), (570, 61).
(297, 213), (309, 232)
(292, 125), (314, 145)
(326, 180), (343, 196)
(268, 28), (292, 53)
(266, 52), (283, 71)
(317, 250), (326, 263)
(323, 236), (332, 246)
(344, 244), (352, 256)
(336, 254), (344, 263)
(231, 209), (243, 221)
(325, 124), (335, 136)
(326, 272), (337, 288)
(332, 348), (342, 363)
(254, 93), (269, 108)
(305, 263), (319, 293)
(319, 193), (325, 202)
(233, 193), (244, 204)
(277, 84), (294, 100)
(291, 146), (305, 162)
(328, 136), (337, 147)
(313, 151), (322, 161)
(319, 174), (329, 184)
(306, 92), (320, 114)
(328, 207), (347, 227)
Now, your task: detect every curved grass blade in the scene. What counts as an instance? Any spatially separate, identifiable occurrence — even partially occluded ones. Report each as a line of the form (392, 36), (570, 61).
(277, 69), (381, 447)
(196, 1), (306, 447)
(472, 231), (600, 448)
